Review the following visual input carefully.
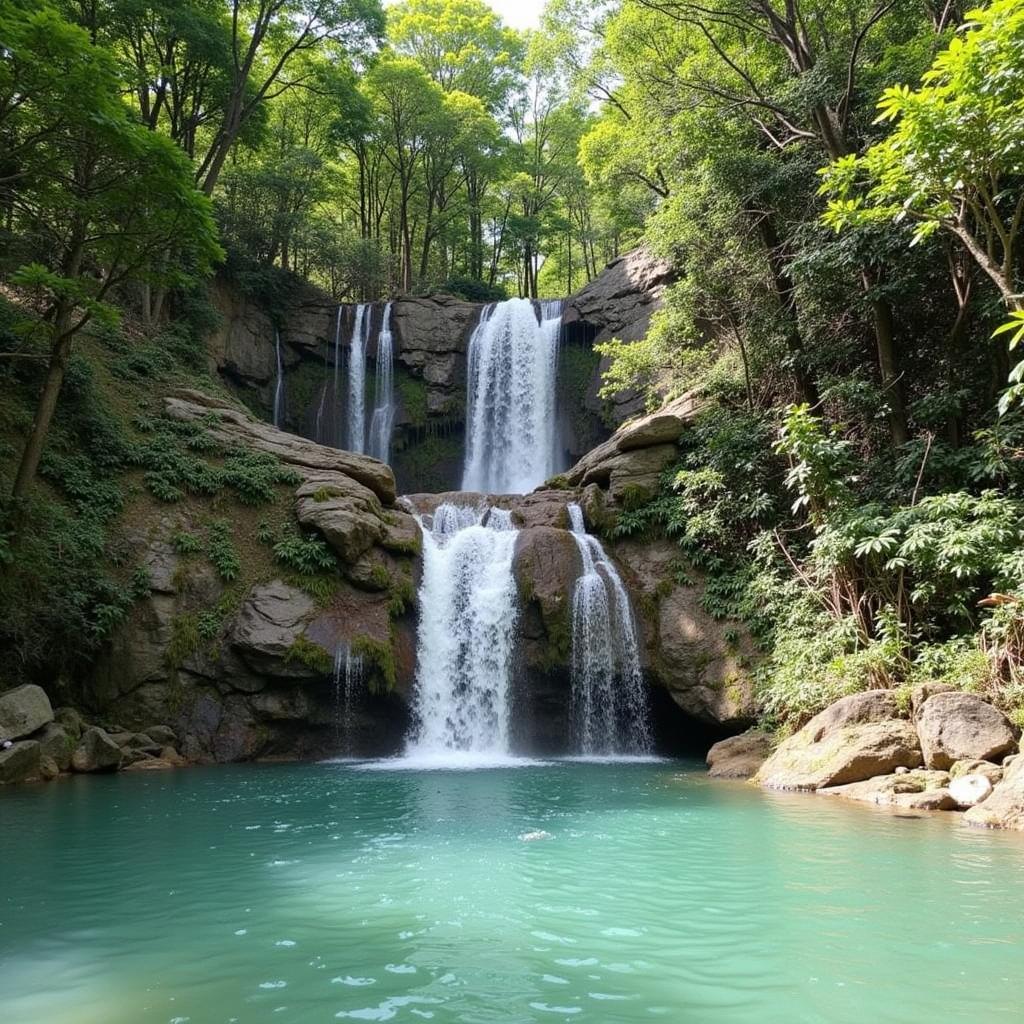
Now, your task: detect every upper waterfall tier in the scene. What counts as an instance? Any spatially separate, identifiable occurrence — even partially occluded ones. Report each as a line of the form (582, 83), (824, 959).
(462, 298), (564, 494)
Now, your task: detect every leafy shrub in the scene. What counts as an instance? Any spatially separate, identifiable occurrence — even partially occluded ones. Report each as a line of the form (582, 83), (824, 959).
(273, 529), (336, 574)
(207, 519), (241, 581)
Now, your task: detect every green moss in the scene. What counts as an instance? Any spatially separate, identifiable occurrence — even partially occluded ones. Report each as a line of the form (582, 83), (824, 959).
(387, 572), (416, 618)
(395, 369), (428, 428)
(370, 563), (391, 590)
(393, 434), (463, 494)
(165, 613), (201, 669)
(352, 632), (396, 693)
(286, 573), (338, 606)
(284, 633), (332, 674)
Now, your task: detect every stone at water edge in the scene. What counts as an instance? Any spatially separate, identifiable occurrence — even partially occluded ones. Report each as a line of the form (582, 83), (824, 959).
(948, 774), (993, 809)
(0, 684), (54, 742)
(36, 721), (75, 772)
(706, 730), (771, 779)
(755, 720), (923, 791)
(964, 755), (1024, 830)
(915, 691), (1017, 769)
(0, 740), (41, 784)
(71, 726), (123, 773)
(819, 769), (953, 809)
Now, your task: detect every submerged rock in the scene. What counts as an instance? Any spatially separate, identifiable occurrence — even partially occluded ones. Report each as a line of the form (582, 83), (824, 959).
(706, 730), (771, 779)
(915, 692), (1017, 769)
(0, 684), (54, 742)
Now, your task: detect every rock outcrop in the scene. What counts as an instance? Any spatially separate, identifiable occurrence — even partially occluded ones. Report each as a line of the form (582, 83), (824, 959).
(79, 395), (419, 767)
(563, 248), (675, 424)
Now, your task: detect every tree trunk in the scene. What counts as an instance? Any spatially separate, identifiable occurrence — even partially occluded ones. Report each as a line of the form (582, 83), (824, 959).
(861, 268), (909, 446)
(755, 214), (820, 407)
(12, 312), (75, 500)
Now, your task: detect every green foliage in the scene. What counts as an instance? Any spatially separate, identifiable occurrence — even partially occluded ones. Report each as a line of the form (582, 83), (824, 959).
(206, 519), (241, 582)
(272, 530), (337, 575)
(351, 633), (396, 693)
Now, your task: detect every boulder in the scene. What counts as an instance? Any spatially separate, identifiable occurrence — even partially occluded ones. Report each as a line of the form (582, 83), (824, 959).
(294, 472), (385, 563)
(229, 581), (318, 678)
(909, 681), (957, 718)
(948, 774), (993, 809)
(71, 726), (123, 772)
(706, 730), (771, 779)
(964, 756), (1024, 830)
(145, 724), (177, 746)
(915, 691), (1017, 769)
(0, 740), (41, 784)
(755, 719), (922, 791)
(0, 684), (54, 742)
(36, 722), (75, 771)
(803, 690), (900, 741)
(53, 706), (84, 740)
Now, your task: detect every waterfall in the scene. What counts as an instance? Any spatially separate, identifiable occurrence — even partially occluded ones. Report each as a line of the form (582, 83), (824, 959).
(367, 301), (395, 463)
(347, 303), (371, 453)
(272, 329), (285, 428)
(332, 641), (364, 752)
(567, 503), (652, 755)
(406, 503), (519, 759)
(462, 298), (564, 494)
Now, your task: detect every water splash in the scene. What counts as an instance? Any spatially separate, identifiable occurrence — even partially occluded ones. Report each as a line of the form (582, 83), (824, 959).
(347, 303), (371, 453)
(368, 301), (395, 463)
(406, 503), (519, 757)
(567, 503), (652, 755)
(333, 642), (364, 752)
(462, 298), (564, 494)
(272, 328), (285, 428)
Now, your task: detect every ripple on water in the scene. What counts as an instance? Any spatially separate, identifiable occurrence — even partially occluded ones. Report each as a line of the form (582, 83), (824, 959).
(1, 761), (1023, 1024)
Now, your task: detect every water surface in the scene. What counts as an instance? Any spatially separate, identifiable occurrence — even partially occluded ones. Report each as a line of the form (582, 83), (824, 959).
(2, 761), (1022, 1023)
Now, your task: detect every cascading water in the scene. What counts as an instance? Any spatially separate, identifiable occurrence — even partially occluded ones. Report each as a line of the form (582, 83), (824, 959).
(272, 328), (285, 428)
(367, 301), (395, 463)
(405, 503), (519, 760)
(462, 298), (564, 494)
(332, 641), (364, 752)
(567, 503), (652, 755)
(347, 303), (371, 453)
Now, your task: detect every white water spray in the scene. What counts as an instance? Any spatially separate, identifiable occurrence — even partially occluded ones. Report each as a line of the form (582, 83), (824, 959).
(347, 303), (371, 453)
(272, 329), (285, 428)
(332, 641), (364, 751)
(567, 503), (652, 755)
(368, 301), (395, 463)
(462, 298), (564, 494)
(406, 503), (519, 757)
